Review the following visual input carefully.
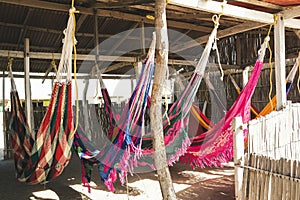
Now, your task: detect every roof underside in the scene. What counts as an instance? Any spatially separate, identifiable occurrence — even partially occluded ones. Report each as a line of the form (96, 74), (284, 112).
(0, 0), (299, 76)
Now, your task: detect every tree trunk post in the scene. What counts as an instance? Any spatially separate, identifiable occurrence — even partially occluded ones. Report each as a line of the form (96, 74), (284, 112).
(150, 0), (177, 199)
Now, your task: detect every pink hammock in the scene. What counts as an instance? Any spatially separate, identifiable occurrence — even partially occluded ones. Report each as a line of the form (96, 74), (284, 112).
(181, 37), (270, 167)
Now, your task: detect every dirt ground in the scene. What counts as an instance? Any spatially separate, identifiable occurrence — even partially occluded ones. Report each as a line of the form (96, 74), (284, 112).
(0, 155), (235, 200)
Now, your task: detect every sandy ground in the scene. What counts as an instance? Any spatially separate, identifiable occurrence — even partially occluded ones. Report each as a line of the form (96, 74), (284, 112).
(0, 155), (235, 200)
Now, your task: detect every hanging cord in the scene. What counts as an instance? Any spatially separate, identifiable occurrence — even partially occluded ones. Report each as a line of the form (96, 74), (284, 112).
(211, 0), (226, 81)
(297, 51), (300, 95)
(70, 0), (80, 136)
(7, 56), (17, 91)
(267, 14), (278, 111)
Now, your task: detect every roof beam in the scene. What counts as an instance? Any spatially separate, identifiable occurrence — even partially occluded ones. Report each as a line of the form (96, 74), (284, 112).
(172, 21), (264, 53)
(169, 0), (300, 29)
(0, 49), (195, 66)
(281, 5), (300, 19)
(231, 0), (282, 10)
(0, 0), (212, 33)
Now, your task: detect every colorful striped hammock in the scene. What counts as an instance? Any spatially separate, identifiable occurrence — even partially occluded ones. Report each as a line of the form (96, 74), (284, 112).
(74, 18), (220, 191)
(73, 33), (156, 192)
(8, 8), (76, 184)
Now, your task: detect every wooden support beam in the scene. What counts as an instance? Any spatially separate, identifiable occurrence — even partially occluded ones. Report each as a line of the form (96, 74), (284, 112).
(0, 49), (197, 66)
(274, 13), (286, 110)
(102, 62), (129, 73)
(231, 0), (282, 10)
(152, 0), (176, 199)
(169, 0), (300, 29)
(2, 69), (6, 159)
(24, 38), (34, 132)
(172, 21), (264, 53)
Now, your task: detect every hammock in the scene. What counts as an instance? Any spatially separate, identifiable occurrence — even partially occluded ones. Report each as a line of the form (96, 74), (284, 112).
(229, 53), (300, 118)
(180, 37), (270, 167)
(8, 7), (76, 184)
(73, 33), (156, 192)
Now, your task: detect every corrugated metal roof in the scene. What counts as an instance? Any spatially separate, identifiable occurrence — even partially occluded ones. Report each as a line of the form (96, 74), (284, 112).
(0, 0), (299, 74)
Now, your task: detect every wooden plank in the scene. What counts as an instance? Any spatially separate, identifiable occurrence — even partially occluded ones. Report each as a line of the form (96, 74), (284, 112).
(169, 0), (300, 29)
(291, 160), (297, 200)
(274, 13), (287, 110)
(249, 153), (256, 200)
(255, 155), (261, 200)
(263, 157), (271, 200)
(282, 158), (287, 199)
(242, 153), (249, 200)
(259, 156), (266, 200)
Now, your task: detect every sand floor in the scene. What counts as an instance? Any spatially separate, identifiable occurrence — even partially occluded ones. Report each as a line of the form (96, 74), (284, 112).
(0, 155), (235, 200)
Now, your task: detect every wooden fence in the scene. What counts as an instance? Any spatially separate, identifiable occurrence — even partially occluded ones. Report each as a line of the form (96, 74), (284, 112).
(234, 102), (300, 200)
(241, 153), (300, 200)
(248, 102), (300, 160)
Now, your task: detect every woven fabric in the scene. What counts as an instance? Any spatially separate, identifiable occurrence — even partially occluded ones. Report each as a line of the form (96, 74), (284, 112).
(10, 82), (74, 184)
(181, 60), (263, 167)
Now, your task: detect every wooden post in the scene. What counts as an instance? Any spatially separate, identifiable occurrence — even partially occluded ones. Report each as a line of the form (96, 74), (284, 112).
(150, 0), (176, 199)
(2, 70), (6, 159)
(135, 61), (142, 80)
(24, 38), (34, 132)
(233, 116), (245, 200)
(274, 13), (286, 110)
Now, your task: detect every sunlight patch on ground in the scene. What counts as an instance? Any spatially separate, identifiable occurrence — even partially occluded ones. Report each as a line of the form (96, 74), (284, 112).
(69, 179), (190, 200)
(29, 189), (59, 200)
(178, 170), (222, 184)
(207, 169), (234, 176)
